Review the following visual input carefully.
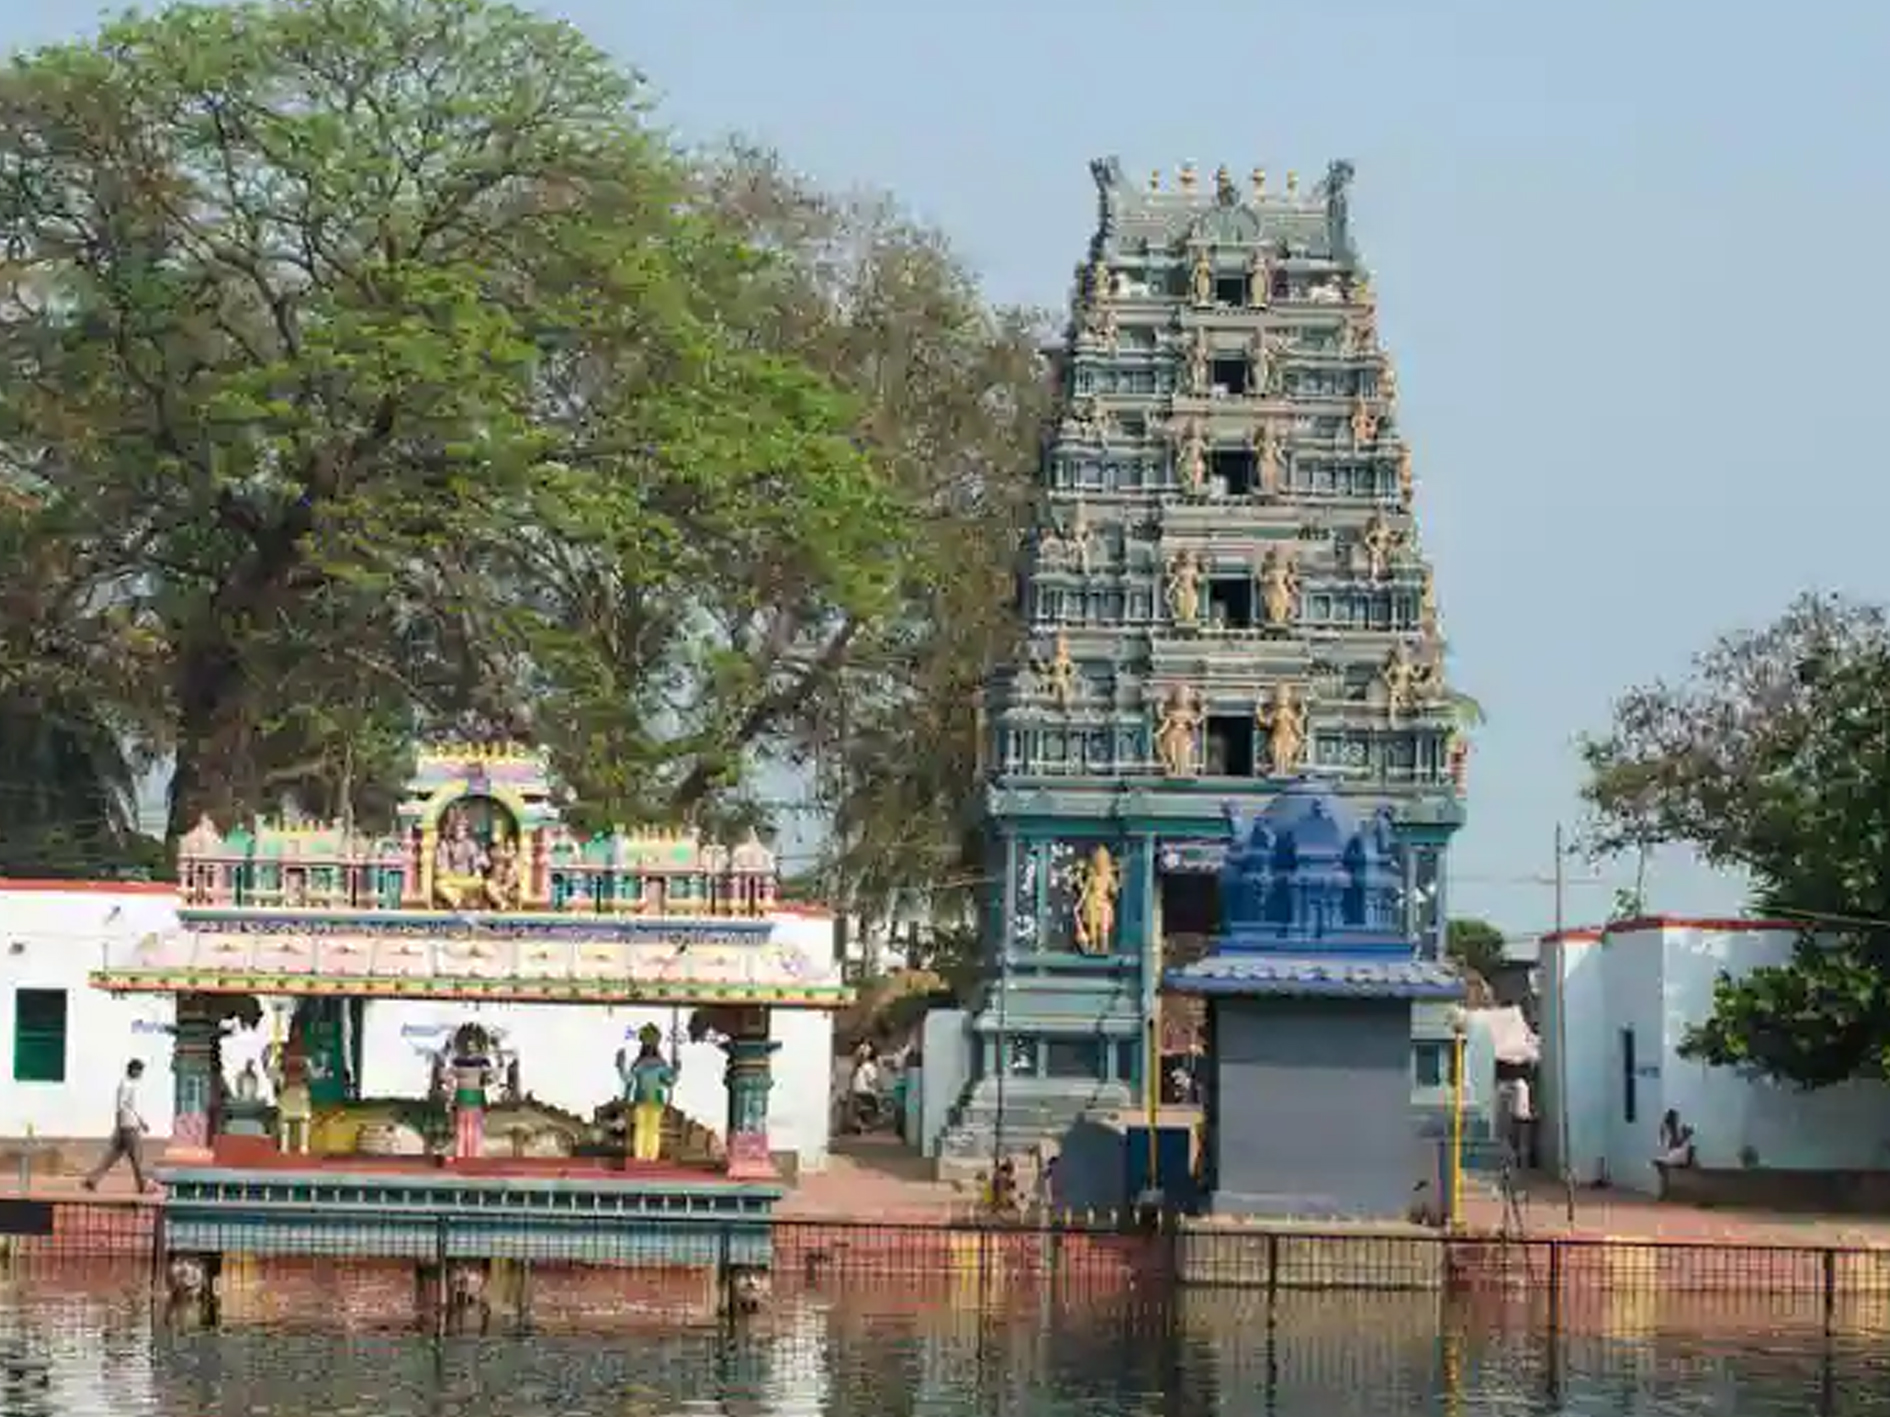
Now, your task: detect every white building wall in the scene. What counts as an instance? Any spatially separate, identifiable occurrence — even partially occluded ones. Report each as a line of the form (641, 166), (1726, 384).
(0, 883), (836, 1166)
(1541, 917), (1890, 1197)
(1655, 922), (1890, 1175)
(0, 884), (180, 1139)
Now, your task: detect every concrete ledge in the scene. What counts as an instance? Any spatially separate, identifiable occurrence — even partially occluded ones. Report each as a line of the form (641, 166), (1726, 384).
(1658, 1164), (1890, 1215)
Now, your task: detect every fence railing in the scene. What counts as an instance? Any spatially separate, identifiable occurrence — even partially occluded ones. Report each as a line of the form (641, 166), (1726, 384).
(4, 1200), (1890, 1321)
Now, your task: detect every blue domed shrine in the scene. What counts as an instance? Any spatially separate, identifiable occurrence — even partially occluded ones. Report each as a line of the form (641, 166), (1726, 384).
(1167, 781), (1462, 1217)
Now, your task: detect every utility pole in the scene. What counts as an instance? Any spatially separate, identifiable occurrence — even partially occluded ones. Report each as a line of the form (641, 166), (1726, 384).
(1553, 822), (1575, 1225)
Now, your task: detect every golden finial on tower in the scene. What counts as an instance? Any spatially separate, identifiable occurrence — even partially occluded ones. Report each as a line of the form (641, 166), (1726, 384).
(1178, 162), (1198, 193)
(1250, 167), (1267, 199)
(1148, 169), (1162, 192)
(1286, 170), (1300, 197)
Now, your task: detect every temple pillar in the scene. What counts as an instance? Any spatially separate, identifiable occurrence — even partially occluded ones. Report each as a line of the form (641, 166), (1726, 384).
(719, 1009), (780, 1180)
(166, 994), (218, 1163)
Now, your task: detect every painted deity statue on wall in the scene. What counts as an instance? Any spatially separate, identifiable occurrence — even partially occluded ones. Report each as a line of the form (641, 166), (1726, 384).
(616, 1025), (677, 1163)
(1072, 845), (1120, 954)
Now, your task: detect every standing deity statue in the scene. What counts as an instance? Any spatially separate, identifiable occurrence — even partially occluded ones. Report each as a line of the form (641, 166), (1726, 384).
(1068, 501), (1098, 575)
(1176, 421), (1207, 494)
(1072, 845), (1121, 954)
(1259, 547), (1301, 627)
(1214, 165), (1237, 204)
(615, 1024), (677, 1164)
(1445, 731), (1471, 794)
(1085, 258), (1118, 349)
(1379, 360), (1399, 406)
(1258, 420), (1286, 496)
(1381, 641), (1438, 724)
(1253, 330), (1294, 397)
(1186, 328), (1210, 395)
(1359, 514), (1398, 581)
(1036, 634), (1080, 708)
(1190, 248), (1214, 307)
(1397, 444), (1414, 510)
(1165, 549), (1204, 627)
(1350, 396), (1380, 448)
(1344, 310), (1377, 358)
(1247, 246), (1272, 308)
(1352, 272), (1375, 309)
(1418, 567), (1439, 634)
(1256, 683), (1310, 778)
(1153, 685), (1203, 777)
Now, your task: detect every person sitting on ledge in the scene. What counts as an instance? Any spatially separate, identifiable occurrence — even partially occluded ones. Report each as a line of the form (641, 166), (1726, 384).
(1657, 1108), (1696, 1168)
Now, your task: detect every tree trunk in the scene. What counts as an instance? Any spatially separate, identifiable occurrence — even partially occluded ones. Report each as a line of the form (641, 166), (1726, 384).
(164, 641), (246, 846)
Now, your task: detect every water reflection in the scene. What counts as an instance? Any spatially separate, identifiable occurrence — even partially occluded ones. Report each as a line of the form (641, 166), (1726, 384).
(2, 1272), (1889, 1415)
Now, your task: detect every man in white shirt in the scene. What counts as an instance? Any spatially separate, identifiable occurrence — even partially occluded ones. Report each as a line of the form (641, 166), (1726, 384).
(82, 1059), (155, 1193)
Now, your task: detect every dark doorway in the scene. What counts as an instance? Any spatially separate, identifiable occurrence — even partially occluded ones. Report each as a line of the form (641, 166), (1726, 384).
(1204, 715), (1255, 777)
(1157, 871), (1219, 1060)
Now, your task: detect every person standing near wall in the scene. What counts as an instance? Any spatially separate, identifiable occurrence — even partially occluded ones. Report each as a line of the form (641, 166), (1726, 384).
(81, 1059), (156, 1194)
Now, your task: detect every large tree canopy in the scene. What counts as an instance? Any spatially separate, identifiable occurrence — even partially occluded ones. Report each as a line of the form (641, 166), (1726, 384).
(690, 147), (1050, 930)
(1580, 593), (1890, 1086)
(0, 0), (908, 845)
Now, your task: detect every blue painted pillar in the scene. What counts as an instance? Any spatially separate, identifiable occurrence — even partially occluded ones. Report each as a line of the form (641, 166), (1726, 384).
(1136, 834), (1160, 1093)
(721, 1008), (780, 1180)
(167, 994), (217, 1162)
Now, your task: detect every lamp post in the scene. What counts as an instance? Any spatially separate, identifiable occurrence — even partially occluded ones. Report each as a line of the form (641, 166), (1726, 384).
(1448, 1004), (1468, 1226)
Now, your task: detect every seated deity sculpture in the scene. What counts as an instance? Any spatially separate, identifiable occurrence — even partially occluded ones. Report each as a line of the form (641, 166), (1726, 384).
(481, 835), (523, 910)
(432, 812), (489, 909)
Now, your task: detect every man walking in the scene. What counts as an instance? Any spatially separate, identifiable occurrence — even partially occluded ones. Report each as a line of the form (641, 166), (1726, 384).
(82, 1059), (156, 1193)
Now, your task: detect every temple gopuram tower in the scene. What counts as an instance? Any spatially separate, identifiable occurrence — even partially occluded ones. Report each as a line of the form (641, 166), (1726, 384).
(938, 158), (1470, 1168)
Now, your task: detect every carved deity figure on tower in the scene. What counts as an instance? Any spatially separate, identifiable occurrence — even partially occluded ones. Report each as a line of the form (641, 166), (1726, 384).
(1445, 731), (1470, 794)
(1072, 845), (1120, 954)
(1036, 634), (1080, 708)
(1256, 682), (1309, 778)
(1258, 420), (1286, 495)
(1247, 245), (1272, 308)
(1084, 258), (1119, 350)
(1350, 396), (1380, 448)
(1344, 308), (1377, 358)
(1258, 547), (1300, 627)
(1176, 420), (1207, 494)
(1352, 271), (1375, 310)
(1190, 247), (1214, 307)
(1359, 513), (1399, 581)
(1067, 502), (1098, 575)
(1214, 165), (1237, 205)
(1379, 360), (1399, 406)
(1381, 641), (1440, 724)
(1165, 549), (1204, 627)
(1154, 685), (1203, 777)
(1252, 330), (1293, 397)
(1068, 396), (1108, 445)
(1186, 328), (1210, 395)
(1397, 444), (1414, 510)
(1418, 567), (1439, 635)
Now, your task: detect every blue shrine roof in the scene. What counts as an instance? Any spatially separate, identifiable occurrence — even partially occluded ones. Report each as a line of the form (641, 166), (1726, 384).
(1163, 778), (1465, 1001)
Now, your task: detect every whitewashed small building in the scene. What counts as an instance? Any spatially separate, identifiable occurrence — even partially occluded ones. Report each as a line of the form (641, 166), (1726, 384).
(1538, 916), (1890, 1195)
(0, 879), (839, 1169)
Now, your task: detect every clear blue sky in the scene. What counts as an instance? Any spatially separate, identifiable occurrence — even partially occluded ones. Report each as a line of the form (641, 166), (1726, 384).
(12, 1), (1889, 935)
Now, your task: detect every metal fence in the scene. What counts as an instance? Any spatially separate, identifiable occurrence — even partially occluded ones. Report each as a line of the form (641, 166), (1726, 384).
(3, 1199), (1890, 1330)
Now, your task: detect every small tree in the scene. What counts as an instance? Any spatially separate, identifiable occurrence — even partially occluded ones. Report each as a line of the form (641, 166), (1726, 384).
(1446, 918), (1508, 984)
(1580, 593), (1890, 1087)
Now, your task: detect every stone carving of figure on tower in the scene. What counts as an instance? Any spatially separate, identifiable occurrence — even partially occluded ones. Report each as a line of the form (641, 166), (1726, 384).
(1359, 513), (1399, 582)
(1072, 845), (1120, 954)
(1187, 328), (1210, 396)
(1258, 420), (1286, 496)
(1085, 257), (1118, 349)
(1067, 501), (1097, 575)
(1214, 165), (1237, 205)
(1154, 685), (1203, 777)
(1381, 640), (1439, 724)
(1259, 547), (1301, 627)
(1350, 396), (1380, 448)
(1068, 396), (1108, 446)
(1176, 421), (1207, 494)
(1446, 731), (1471, 794)
(1256, 682), (1310, 777)
(1397, 444), (1415, 510)
(1247, 245), (1272, 308)
(1379, 360), (1399, 407)
(1165, 549), (1203, 627)
(1036, 634), (1080, 708)
(1344, 308), (1377, 359)
(1190, 247), (1214, 308)
(1352, 271), (1375, 310)
(1418, 567), (1439, 635)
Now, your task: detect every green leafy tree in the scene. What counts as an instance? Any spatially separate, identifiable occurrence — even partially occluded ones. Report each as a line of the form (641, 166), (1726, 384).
(1445, 917), (1508, 984)
(0, 0), (907, 844)
(691, 147), (1051, 938)
(1580, 593), (1890, 1086)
